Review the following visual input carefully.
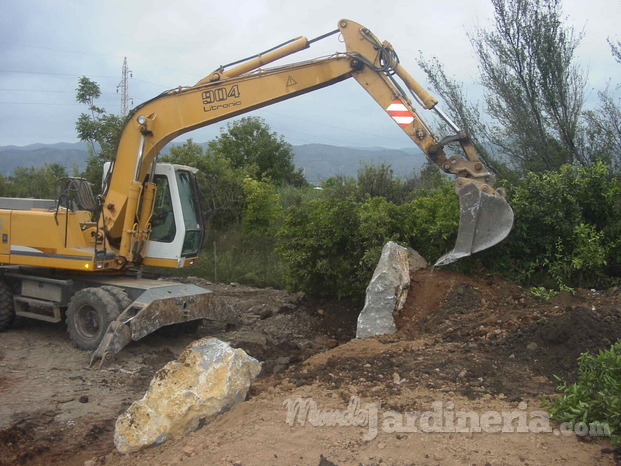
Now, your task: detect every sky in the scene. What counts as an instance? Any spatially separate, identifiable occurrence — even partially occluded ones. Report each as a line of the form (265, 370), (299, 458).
(0, 0), (619, 149)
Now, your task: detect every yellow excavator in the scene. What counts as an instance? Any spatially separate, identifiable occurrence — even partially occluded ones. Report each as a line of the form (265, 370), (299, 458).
(0, 19), (513, 365)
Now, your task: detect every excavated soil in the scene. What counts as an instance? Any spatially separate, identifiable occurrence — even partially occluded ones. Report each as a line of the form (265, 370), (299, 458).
(1, 269), (620, 465)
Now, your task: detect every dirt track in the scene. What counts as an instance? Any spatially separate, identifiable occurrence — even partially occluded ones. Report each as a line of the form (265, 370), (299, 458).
(1, 270), (620, 465)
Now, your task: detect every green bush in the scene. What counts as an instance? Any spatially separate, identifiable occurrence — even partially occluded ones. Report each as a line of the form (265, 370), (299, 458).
(357, 197), (409, 274)
(241, 177), (282, 236)
(494, 162), (621, 288)
(543, 340), (621, 444)
(277, 197), (364, 298)
(400, 183), (459, 261)
(276, 183), (460, 299)
(171, 157), (621, 296)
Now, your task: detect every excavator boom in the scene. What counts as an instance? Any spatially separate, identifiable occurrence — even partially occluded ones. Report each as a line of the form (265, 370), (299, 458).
(103, 19), (513, 268)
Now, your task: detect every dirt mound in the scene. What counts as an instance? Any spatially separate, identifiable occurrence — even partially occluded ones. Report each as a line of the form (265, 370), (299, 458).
(499, 303), (621, 380)
(393, 269), (621, 382)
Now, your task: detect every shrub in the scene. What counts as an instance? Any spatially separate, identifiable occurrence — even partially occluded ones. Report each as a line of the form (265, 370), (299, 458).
(277, 183), (460, 299)
(277, 197), (364, 298)
(241, 177), (282, 236)
(543, 340), (621, 444)
(495, 162), (621, 288)
(400, 183), (459, 261)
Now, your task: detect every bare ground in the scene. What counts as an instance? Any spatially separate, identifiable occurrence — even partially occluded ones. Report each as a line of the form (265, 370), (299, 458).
(1, 270), (620, 465)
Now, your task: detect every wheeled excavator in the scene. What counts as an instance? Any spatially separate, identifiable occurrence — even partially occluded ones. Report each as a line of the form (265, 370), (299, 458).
(0, 19), (513, 366)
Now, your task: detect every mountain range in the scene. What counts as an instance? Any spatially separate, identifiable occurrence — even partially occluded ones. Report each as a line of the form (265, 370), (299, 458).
(0, 141), (426, 183)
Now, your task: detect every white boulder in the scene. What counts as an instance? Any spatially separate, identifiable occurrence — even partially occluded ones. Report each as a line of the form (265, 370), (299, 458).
(114, 337), (261, 454)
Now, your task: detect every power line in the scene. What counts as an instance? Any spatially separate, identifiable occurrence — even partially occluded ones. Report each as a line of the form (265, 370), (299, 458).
(0, 40), (120, 57)
(0, 101), (120, 107)
(0, 70), (168, 89)
(0, 88), (116, 94)
(0, 69), (118, 79)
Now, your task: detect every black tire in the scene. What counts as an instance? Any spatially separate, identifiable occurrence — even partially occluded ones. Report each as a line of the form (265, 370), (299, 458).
(0, 280), (14, 331)
(100, 286), (132, 312)
(66, 287), (120, 350)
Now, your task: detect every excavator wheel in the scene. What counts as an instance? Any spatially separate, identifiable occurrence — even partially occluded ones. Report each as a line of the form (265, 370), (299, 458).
(100, 286), (132, 312)
(66, 287), (121, 351)
(0, 279), (14, 331)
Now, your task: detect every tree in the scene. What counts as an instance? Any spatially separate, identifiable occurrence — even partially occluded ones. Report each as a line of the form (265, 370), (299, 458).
(472, 0), (586, 170)
(6, 164), (68, 199)
(419, 0), (587, 172)
(75, 76), (125, 191)
(208, 117), (306, 186)
(416, 55), (509, 178)
(583, 88), (621, 171)
(608, 38), (621, 64)
(356, 161), (402, 203)
(581, 38), (621, 171)
(160, 139), (246, 229)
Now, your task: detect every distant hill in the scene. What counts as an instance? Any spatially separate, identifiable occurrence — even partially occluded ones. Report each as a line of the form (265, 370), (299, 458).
(0, 143), (91, 176)
(0, 142), (426, 182)
(292, 143), (425, 183)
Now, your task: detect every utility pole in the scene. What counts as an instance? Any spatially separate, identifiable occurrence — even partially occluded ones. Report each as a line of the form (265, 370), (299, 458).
(117, 57), (132, 117)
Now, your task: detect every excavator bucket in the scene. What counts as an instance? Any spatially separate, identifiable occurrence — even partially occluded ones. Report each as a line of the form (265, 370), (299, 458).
(435, 183), (514, 266)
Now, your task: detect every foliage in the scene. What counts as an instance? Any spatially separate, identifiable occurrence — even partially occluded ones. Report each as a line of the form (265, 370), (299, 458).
(278, 184), (324, 211)
(356, 162), (403, 203)
(160, 139), (246, 229)
(321, 174), (359, 201)
(486, 162), (621, 288)
(75, 76), (125, 191)
(609, 38), (621, 64)
(3, 164), (68, 199)
(277, 181), (459, 299)
(241, 177), (282, 236)
(277, 197), (364, 299)
(583, 88), (621, 171)
(208, 116), (306, 187)
(401, 183), (460, 259)
(419, 0), (588, 173)
(0, 173), (9, 197)
(357, 197), (408, 273)
(415, 55), (507, 177)
(582, 40), (621, 172)
(543, 340), (621, 444)
(186, 227), (284, 288)
(529, 286), (559, 300)
(471, 0), (587, 171)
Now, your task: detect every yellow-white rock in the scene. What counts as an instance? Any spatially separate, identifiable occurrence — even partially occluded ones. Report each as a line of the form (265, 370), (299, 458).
(114, 337), (261, 454)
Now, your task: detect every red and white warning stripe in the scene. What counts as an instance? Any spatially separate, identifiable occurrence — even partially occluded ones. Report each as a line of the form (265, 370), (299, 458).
(386, 100), (414, 127)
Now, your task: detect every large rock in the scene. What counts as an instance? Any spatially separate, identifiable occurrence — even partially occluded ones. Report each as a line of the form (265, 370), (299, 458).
(356, 242), (420, 338)
(114, 338), (261, 454)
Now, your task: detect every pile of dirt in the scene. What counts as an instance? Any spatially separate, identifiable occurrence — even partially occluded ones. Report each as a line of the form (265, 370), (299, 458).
(1, 269), (620, 465)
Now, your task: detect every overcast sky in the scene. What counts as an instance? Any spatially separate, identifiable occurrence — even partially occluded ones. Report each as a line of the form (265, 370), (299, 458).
(1, 0), (619, 149)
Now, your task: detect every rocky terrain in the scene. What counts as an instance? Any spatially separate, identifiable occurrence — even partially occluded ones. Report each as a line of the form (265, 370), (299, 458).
(1, 269), (620, 465)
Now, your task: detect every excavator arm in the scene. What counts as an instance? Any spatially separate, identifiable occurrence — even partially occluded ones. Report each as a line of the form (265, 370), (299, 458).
(102, 19), (513, 267)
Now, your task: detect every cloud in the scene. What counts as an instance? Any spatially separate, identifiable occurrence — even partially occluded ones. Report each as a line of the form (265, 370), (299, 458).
(0, 0), (619, 147)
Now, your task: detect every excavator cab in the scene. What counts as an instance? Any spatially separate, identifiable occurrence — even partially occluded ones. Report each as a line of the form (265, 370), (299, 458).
(103, 162), (204, 268)
(143, 165), (204, 267)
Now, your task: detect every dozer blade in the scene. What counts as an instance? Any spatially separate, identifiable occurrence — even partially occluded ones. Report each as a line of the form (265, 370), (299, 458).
(435, 182), (514, 266)
(89, 283), (242, 368)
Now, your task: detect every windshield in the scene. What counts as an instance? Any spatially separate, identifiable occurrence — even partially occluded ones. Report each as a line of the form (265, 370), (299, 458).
(176, 169), (203, 256)
(150, 175), (176, 243)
